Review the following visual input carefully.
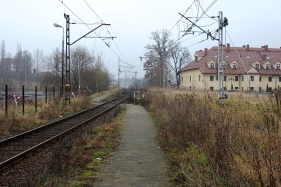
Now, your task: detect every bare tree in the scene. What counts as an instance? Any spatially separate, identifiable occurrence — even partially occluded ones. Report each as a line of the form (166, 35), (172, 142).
(144, 29), (174, 87)
(169, 45), (191, 87)
(71, 45), (93, 94)
(42, 48), (62, 88)
(33, 48), (43, 86)
(0, 40), (7, 87)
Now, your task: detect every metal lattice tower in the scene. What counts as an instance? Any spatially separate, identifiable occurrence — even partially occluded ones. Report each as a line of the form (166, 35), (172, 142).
(217, 11), (226, 104)
(64, 14), (71, 104)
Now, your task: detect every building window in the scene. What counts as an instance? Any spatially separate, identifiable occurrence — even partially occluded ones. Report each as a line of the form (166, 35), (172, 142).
(269, 77), (272, 82)
(255, 64), (260, 69)
(277, 64), (280, 70)
(210, 87), (214, 91)
(216, 75), (218, 80)
(210, 76), (214, 81)
(242, 87), (244, 91)
(224, 76), (227, 81)
(279, 77), (281, 82)
(182, 77), (183, 82)
(235, 87), (238, 89)
(260, 76), (262, 82)
(235, 76), (238, 81)
(195, 56), (198, 62)
(266, 64), (270, 70)
(250, 76), (254, 81)
(210, 63), (214, 69)
(268, 87), (272, 92)
(233, 63), (237, 69)
(242, 76), (244, 81)
(199, 75), (201, 81)
(190, 76), (191, 82)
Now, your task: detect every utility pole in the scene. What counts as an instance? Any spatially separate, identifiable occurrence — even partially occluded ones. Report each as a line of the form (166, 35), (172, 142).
(135, 71), (138, 86)
(118, 57), (120, 91)
(96, 60), (99, 94)
(62, 28), (64, 95)
(78, 61), (81, 96)
(64, 14), (71, 104)
(217, 11), (228, 104)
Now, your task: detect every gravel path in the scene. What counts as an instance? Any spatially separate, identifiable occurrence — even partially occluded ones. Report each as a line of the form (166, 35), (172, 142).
(93, 104), (170, 187)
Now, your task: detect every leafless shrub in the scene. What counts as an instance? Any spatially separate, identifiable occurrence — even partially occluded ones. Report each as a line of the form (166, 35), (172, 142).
(144, 89), (281, 186)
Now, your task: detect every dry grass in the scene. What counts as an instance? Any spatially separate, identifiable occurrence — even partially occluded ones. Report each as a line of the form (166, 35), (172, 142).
(39, 106), (126, 187)
(142, 88), (281, 186)
(0, 96), (93, 138)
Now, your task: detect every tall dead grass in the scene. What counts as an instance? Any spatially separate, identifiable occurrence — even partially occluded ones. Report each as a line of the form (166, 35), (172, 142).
(142, 89), (281, 186)
(0, 96), (93, 138)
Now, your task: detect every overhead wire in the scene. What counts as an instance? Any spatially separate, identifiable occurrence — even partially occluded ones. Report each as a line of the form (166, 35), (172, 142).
(226, 29), (264, 105)
(83, 0), (130, 64)
(59, 0), (129, 67)
(168, 0), (197, 34)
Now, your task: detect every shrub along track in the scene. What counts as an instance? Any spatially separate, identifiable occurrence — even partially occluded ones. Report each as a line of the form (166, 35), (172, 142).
(0, 95), (128, 186)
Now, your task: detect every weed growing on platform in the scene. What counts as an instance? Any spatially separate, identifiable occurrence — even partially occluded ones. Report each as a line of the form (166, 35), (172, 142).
(142, 89), (281, 186)
(40, 107), (126, 187)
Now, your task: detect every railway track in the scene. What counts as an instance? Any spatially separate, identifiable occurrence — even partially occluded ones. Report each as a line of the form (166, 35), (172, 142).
(0, 95), (128, 172)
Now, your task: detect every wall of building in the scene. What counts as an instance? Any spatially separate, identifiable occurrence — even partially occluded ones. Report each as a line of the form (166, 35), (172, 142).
(180, 69), (203, 89)
(181, 71), (281, 92)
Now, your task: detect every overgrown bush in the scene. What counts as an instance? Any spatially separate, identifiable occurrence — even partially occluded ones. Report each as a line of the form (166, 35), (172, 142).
(143, 89), (281, 186)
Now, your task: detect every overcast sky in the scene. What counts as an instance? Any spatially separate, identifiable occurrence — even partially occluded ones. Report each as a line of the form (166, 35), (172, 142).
(1, 0), (281, 80)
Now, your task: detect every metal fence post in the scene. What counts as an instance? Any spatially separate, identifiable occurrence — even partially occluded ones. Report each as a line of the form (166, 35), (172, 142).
(53, 86), (55, 99)
(5, 85), (8, 117)
(35, 86), (37, 112)
(22, 85), (24, 116)
(45, 86), (47, 104)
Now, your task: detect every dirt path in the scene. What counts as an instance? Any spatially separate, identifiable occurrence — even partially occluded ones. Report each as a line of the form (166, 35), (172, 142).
(93, 104), (170, 187)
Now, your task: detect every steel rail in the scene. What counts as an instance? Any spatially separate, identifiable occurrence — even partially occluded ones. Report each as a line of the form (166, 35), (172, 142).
(0, 95), (128, 172)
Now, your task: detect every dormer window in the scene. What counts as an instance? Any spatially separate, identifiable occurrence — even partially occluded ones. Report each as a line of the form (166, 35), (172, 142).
(266, 64), (270, 70)
(277, 64), (280, 70)
(195, 56), (198, 62)
(255, 64), (260, 69)
(210, 63), (214, 69)
(233, 63), (237, 69)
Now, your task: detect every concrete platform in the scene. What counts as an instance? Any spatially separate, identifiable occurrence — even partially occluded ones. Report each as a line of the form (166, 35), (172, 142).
(93, 104), (170, 187)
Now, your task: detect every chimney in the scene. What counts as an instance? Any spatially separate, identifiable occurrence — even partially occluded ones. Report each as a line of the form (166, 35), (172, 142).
(227, 43), (230, 52)
(265, 45), (268, 51)
(246, 44), (249, 51)
(243, 45), (246, 48)
(263, 55), (266, 61)
(204, 48), (208, 56)
(261, 46), (265, 48)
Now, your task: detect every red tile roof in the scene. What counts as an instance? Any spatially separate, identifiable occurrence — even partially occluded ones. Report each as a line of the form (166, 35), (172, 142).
(180, 45), (281, 75)
(1, 58), (16, 64)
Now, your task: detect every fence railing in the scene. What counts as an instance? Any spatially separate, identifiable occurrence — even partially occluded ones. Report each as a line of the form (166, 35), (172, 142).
(0, 85), (60, 117)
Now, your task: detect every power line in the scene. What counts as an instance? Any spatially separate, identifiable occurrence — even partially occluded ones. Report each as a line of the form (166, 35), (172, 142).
(226, 29), (265, 106)
(83, 0), (130, 64)
(168, 0), (197, 34)
(59, 0), (131, 69)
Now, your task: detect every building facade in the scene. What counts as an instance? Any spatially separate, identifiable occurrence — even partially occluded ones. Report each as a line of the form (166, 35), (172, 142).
(179, 44), (281, 92)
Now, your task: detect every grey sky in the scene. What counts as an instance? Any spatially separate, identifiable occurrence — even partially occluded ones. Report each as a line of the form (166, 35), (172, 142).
(1, 0), (281, 80)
